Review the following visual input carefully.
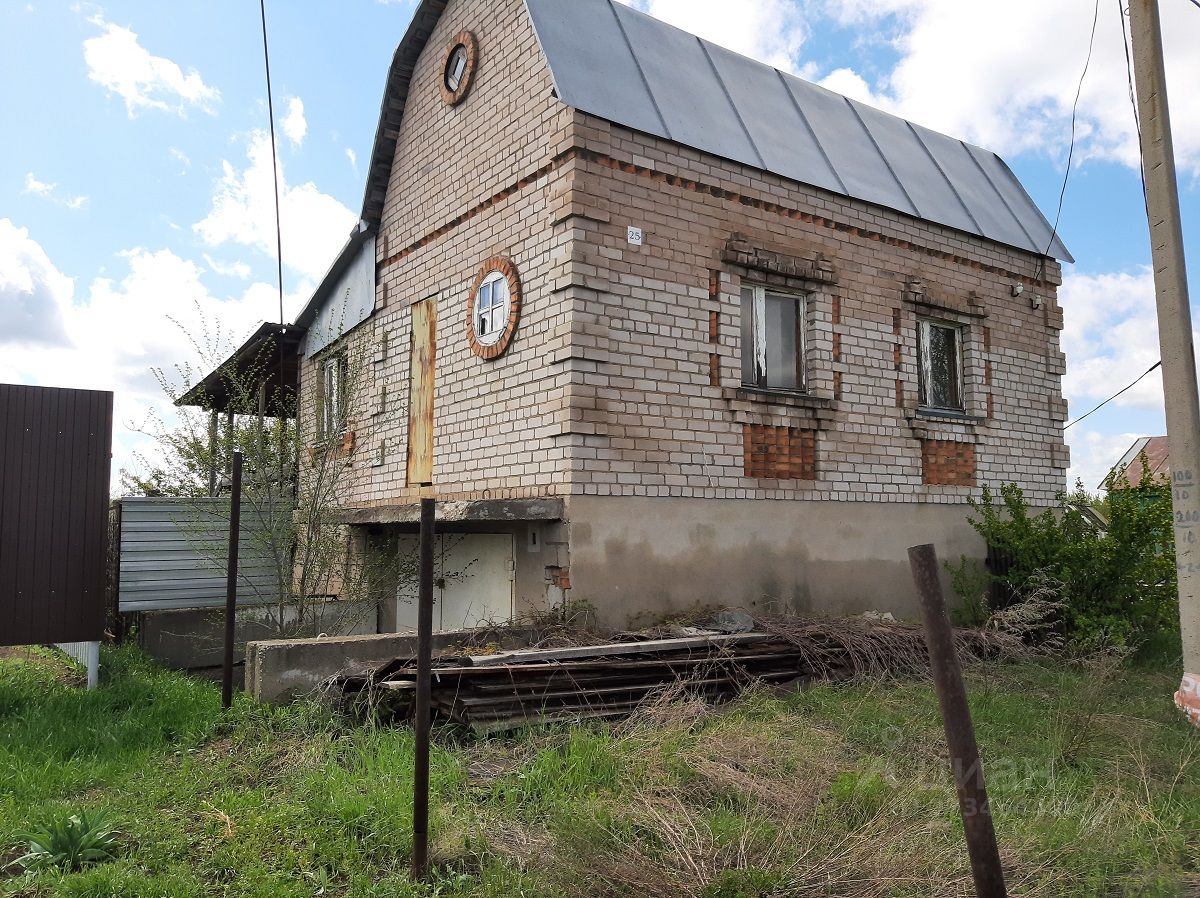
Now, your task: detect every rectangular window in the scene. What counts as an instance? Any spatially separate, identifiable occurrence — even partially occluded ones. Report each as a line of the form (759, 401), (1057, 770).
(918, 319), (963, 411)
(321, 354), (347, 437)
(740, 285), (805, 392)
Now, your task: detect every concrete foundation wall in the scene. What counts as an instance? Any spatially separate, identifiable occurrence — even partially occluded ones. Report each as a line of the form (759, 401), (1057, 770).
(566, 495), (983, 629)
(246, 627), (534, 703)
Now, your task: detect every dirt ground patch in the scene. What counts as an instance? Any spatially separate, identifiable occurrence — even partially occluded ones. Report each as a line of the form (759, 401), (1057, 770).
(0, 646), (87, 688)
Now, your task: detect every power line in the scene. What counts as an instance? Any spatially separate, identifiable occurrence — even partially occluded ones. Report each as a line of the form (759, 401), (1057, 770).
(1064, 360), (1162, 430)
(1036, 0), (1101, 284)
(259, 0), (285, 331)
(259, 0), (289, 484)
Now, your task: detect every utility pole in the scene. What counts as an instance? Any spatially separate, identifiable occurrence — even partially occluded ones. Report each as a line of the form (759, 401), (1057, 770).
(1128, 0), (1199, 726)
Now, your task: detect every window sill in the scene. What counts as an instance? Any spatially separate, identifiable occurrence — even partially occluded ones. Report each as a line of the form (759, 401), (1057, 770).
(914, 407), (982, 425)
(728, 387), (831, 409)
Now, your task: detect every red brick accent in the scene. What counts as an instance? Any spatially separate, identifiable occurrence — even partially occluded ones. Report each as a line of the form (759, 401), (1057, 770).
(708, 310), (720, 343)
(895, 378), (904, 407)
(832, 332), (841, 362)
(983, 325), (992, 352)
(744, 425), (816, 480)
(987, 393), (995, 418)
(709, 352), (720, 387)
(834, 371), (842, 401)
(893, 345), (902, 371)
(466, 255), (522, 360)
(439, 31), (479, 107)
(832, 294), (841, 326)
(921, 439), (976, 487)
(892, 307), (903, 335)
(708, 269), (721, 301)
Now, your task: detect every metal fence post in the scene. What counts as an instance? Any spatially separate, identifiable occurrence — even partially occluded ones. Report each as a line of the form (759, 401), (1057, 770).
(908, 543), (1007, 898)
(412, 496), (436, 880)
(222, 451), (244, 710)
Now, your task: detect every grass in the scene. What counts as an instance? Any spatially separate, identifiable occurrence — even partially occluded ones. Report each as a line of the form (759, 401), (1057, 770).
(0, 645), (1196, 897)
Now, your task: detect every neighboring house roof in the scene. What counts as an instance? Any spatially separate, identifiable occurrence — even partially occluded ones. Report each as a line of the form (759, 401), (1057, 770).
(353, 0), (1072, 262)
(1102, 435), (1170, 489)
(177, 322), (304, 417)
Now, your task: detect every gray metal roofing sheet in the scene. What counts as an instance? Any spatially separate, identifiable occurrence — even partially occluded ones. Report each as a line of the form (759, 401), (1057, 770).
(525, 0), (1072, 262)
(705, 44), (844, 196)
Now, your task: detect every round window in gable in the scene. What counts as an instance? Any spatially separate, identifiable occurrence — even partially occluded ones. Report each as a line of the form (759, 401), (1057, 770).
(439, 31), (478, 106)
(467, 256), (521, 360)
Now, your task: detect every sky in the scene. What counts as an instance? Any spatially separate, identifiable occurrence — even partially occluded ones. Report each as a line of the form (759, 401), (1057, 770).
(1, 0), (1197, 494)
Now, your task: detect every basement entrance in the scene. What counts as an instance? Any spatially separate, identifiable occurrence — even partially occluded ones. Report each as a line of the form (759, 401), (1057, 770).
(395, 533), (515, 631)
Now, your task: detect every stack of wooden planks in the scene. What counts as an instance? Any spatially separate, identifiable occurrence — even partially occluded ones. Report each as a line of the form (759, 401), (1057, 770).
(339, 633), (829, 733)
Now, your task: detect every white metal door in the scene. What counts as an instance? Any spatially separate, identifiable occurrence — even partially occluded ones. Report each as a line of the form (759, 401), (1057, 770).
(394, 533), (515, 632)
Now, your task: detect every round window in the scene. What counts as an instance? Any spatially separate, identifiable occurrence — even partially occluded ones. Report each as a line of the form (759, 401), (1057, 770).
(439, 32), (478, 106)
(475, 271), (510, 347)
(467, 257), (521, 360)
(444, 44), (468, 93)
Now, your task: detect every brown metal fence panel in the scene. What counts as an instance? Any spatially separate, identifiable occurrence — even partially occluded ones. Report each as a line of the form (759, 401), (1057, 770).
(0, 383), (113, 646)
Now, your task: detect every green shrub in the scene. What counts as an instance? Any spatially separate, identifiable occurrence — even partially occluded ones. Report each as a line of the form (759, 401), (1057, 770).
(11, 809), (119, 873)
(955, 458), (1178, 648)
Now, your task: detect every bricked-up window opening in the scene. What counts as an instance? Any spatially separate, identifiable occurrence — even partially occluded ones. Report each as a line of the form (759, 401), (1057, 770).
(744, 424), (816, 480)
(445, 44), (468, 92)
(740, 285), (806, 391)
(918, 318), (963, 411)
(321, 354), (348, 437)
(476, 271), (511, 347)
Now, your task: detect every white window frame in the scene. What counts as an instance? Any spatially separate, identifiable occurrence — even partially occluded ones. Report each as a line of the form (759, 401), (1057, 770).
(475, 270), (511, 348)
(741, 284), (807, 393)
(321, 354), (347, 437)
(445, 44), (468, 92)
(917, 317), (965, 412)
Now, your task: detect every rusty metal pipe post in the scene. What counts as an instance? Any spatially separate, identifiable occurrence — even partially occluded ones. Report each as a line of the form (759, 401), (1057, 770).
(908, 544), (1007, 898)
(412, 497), (436, 880)
(221, 451), (243, 710)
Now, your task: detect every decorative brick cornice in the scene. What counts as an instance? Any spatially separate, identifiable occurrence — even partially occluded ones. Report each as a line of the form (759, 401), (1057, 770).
(439, 31), (478, 107)
(466, 255), (521, 360)
(377, 146), (1057, 290)
(902, 279), (988, 319)
(721, 233), (837, 285)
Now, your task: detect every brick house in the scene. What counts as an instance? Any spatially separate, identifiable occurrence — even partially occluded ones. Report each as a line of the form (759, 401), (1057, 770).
(294, 0), (1072, 632)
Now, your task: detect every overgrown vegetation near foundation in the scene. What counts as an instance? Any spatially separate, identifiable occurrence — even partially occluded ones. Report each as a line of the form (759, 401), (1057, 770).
(1, 645), (1196, 897)
(950, 461), (1178, 651)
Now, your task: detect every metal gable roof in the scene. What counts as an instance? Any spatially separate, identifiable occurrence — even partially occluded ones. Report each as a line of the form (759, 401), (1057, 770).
(524, 0), (1073, 263)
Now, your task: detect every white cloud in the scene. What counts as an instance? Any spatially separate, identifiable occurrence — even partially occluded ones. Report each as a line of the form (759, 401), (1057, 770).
(616, 0), (808, 72)
(345, 147), (358, 173)
(203, 253), (252, 280)
(1067, 429), (1146, 493)
(194, 130), (357, 281)
(83, 13), (220, 116)
(814, 0), (1200, 175)
(23, 172), (88, 210)
(1058, 267), (1169, 412)
(0, 220), (74, 347)
(168, 147), (191, 172)
(282, 97), (307, 147)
